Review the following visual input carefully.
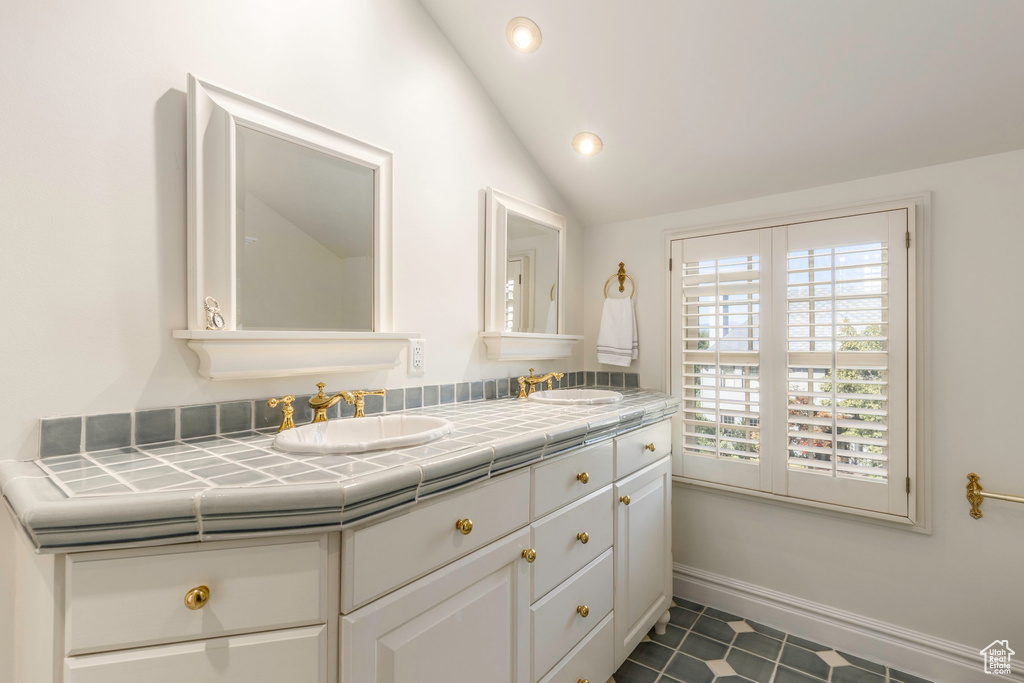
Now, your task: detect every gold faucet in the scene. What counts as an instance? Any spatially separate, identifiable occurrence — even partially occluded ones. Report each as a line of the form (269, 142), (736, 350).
(517, 368), (564, 398)
(309, 382), (385, 420)
(267, 395), (296, 432)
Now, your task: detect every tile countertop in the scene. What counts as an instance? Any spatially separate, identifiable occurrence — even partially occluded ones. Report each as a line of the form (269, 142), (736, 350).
(0, 389), (678, 552)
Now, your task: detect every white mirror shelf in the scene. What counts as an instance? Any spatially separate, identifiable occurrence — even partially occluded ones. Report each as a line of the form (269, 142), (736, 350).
(175, 75), (417, 380)
(481, 188), (581, 361)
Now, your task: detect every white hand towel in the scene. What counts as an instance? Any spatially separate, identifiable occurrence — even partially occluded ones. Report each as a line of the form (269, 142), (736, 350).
(596, 297), (638, 367)
(545, 301), (558, 334)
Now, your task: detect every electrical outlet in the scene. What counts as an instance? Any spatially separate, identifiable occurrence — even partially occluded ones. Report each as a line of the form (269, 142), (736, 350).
(409, 339), (425, 373)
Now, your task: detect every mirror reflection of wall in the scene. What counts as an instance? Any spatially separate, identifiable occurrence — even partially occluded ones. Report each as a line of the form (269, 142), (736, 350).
(235, 125), (374, 331)
(506, 213), (558, 333)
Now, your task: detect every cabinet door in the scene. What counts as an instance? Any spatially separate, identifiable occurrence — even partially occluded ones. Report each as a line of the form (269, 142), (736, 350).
(341, 529), (532, 683)
(613, 456), (672, 667)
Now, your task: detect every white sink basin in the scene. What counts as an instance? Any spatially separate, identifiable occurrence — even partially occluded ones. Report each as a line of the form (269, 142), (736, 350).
(274, 415), (454, 455)
(528, 389), (624, 405)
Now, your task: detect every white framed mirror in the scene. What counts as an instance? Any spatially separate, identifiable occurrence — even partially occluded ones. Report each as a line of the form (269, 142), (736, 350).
(175, 75), (415, 380)
(481, 188), (581, 360)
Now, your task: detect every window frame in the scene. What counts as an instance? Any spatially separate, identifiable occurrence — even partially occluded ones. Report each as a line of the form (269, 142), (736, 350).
(664, 194), (929, 532)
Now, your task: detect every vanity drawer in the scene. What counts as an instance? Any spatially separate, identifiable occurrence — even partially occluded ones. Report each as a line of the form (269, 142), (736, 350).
(538, 612), (614, 683)
(531, 485), (613, 602)
(532, 441), (613, 518)
(531, 550), (613, 683)
(65, 537), (326, 655)
(614, 421), (671, 478)
(65, 625), (326, 683)
(342, 469), (530, 612)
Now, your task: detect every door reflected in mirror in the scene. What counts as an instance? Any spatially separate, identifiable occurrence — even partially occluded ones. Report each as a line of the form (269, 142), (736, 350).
(235, 125), (374, 331)
(505, 214), (559, 334)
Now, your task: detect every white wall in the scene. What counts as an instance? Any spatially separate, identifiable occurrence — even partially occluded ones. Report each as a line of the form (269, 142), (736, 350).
(583, 149), (1024, 650)
(0, 0), (584, 466)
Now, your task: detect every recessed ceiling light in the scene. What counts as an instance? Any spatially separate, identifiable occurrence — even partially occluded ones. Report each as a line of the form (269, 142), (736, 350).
(506, 17), (541, 53)
(572, 132), (603, 156)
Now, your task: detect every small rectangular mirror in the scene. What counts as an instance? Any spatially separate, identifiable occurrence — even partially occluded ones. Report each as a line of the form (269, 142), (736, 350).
(505, 214), (559, 334)
(235, 124), (374, 331)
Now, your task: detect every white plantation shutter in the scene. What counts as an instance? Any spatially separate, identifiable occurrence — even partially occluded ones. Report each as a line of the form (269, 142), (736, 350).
(774, 211), (908, 515)
(671, 206), (912, 518)
(672, 230), (773, 491)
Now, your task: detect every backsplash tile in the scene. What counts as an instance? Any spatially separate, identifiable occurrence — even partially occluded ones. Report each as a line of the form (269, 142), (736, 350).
(180, 405), (217, 440)
(40, 417), (83, 457)
(405, 386), (423, 410)
(134, 409), (176, 445)
(85, 413), (132, 451)
(386, 388), (405, 412)
(218, 401), (253, 433)
(35, 367), (641, 458)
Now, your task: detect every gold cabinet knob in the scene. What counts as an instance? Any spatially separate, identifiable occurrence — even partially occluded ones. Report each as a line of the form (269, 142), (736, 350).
(184, 585), (210, 611)
(620, 495), (631, 506)
(522, 548), (537, 563)
(577, 605), (590, 618)
(576, 472), (590, 484)
(645, 443), (656, 452)
(577, 531), (589, 544)
(455, 518), (473, 535)
(578, 680), (590, 683)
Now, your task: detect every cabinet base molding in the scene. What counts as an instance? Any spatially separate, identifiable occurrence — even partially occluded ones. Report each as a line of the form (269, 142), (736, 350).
(673, 564), (1015, 683)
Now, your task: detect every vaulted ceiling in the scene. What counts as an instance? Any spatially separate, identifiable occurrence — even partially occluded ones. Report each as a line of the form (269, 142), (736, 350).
(419, 0), (1024, 226)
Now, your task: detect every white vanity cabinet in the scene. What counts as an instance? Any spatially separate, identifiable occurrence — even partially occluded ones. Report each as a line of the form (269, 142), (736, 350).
(13, 417), (674, 683)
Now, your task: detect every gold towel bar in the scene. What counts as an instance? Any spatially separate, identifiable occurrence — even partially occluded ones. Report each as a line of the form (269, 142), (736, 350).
(603, 262), (636, 299)
(966, 473), (1024, 519)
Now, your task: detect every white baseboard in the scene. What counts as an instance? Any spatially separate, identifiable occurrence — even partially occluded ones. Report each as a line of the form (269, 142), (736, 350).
(674, 564), (1021, 683)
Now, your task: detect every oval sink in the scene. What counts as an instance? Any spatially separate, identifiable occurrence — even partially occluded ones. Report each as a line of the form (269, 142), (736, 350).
(273, 415), (454, 455)
(528, 389), (624, 405)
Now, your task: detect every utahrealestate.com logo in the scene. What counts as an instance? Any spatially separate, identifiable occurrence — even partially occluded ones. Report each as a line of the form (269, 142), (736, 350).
(980, 640), (1014, 675)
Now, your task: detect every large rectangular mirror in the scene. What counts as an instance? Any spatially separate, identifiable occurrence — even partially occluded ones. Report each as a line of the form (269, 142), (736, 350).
(177, 75), (414, 380)
(235, 124), (373, 331)
(482, 188), (581, 360)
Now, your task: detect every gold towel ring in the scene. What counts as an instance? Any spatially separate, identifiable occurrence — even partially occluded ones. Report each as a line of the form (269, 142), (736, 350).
(603, 262), (636, 299)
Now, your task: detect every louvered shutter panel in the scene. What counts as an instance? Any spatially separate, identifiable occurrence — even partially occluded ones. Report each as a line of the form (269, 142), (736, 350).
(775, 210), (908, 514)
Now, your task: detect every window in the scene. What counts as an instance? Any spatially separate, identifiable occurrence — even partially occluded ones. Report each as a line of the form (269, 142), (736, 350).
(671, 204), (916, 519)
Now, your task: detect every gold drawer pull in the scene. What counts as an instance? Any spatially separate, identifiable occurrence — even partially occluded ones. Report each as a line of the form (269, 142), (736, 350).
(620, 495), (630, 505)
(577, 605), (589, 618)
(522, 548), (537, 563)
(578, 680), (590, 683)
(455, 518), (473, 535)
(184, 585), (210, 611)
(576, 472), (590, 484)
(645, 443), (656, 452)
(577, 531), (589, 544)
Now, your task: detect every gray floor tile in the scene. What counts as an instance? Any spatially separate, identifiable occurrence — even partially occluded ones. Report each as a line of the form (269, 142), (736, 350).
(614, 660), (660, 683)
(703, 606), (741, 621)
(690, 615), (735, 643)
(649, 624), (686, 649)
(787, 635), (830, 652)
(674, 596), (705, 612)
(629, 641), (675, 670)
(733, 631), (783, 660)
(837, 652), (885, 675)
(668, 606), (699, 629)
(889, 669), (936, 683)
(662, 652), (714, 683)
(678, 632), (728, 661)
(746, 620), (786, 640)
(779, 644), (830, 680)
(726, 648), (776, 683)
(832, 665), (885, 683)
(774, 666), (823, 683)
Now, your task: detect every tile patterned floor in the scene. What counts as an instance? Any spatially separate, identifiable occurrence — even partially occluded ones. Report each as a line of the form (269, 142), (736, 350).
(616, 597), (936, 683)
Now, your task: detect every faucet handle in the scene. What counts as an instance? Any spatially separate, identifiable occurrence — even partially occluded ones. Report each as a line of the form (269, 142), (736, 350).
(348, 389), (385, 418)
(267, 395), (296, 432)
(315, 382), (327, 399)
